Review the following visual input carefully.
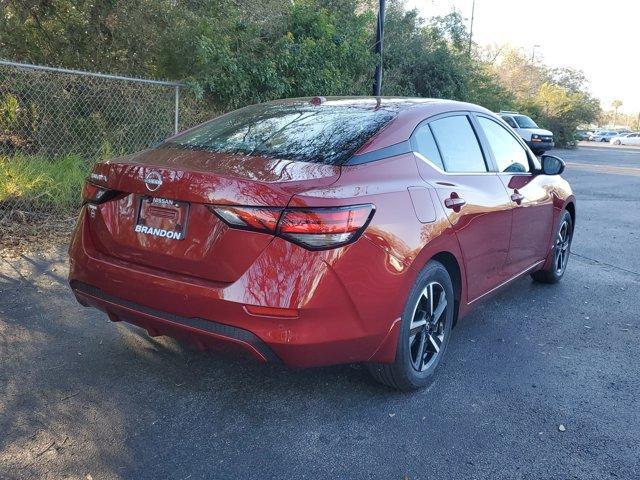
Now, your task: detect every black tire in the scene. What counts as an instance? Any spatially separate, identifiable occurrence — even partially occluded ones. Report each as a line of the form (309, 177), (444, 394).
(531, 210), (573, 284)
(613, 140), (621, 145)
(532, 149), (545, 156)
(368, 260), (455, 391)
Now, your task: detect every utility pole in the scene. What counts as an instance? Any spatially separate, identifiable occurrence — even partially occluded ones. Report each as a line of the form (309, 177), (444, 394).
(372, 0), (386, 97)
(531, 44), (541, 63)
(468, 0), (476, 56)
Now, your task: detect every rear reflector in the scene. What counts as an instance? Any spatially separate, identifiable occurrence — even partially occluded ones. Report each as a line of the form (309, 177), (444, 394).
(244, 305), (299, 318)
(210, 204), (375, 250)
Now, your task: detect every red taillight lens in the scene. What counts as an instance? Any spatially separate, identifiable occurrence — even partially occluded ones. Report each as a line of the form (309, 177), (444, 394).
(278, 205), (374, 249)
(210, 204), (375, 250)
(208, 206), (282, 233)
(82, 182), (115, 205)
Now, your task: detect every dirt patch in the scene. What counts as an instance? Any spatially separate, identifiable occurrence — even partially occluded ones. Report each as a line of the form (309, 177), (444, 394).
(0, 214), (74, 258)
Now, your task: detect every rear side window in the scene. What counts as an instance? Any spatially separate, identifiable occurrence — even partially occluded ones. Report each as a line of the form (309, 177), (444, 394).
(413, 124), (444, 169)
(477, 117), (530, 173)
(429, 116), (487, 173)
(164, 102), (396, 165)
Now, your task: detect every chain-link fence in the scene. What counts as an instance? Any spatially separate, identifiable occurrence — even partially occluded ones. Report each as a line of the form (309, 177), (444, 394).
(0, 60), (210, 250)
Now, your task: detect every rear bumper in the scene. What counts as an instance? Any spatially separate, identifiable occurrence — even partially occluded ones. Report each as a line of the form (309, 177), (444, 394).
(68, 210), (402, 367)
(71, 280), (281, 363)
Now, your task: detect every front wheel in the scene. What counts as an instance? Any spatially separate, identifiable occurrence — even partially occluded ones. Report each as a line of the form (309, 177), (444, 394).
(613, 140), (621, 145)
(368, 261), (455, 391)
(532, 210), (573, 284)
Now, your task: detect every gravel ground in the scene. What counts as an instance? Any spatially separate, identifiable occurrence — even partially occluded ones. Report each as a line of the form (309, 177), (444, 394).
(1, 146), (639, 480)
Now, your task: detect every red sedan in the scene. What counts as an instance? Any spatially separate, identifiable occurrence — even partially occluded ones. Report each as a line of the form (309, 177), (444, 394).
(69, 97), (575, 390)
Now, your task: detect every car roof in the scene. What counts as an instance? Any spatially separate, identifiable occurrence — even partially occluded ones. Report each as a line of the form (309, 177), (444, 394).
(264, 96), (472, 113)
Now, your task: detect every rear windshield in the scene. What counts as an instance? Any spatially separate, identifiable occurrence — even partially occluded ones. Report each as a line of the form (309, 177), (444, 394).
(164, 102), (397, 165)
(514, 115), (539, 129)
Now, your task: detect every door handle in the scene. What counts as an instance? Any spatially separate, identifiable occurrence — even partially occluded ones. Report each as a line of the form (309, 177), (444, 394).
(511, 190), (524, 205)
(444, 193), (466, 211)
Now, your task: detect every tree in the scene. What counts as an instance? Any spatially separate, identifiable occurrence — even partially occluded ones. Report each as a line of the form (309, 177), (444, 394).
(486, 45), (601, 146)
(611, 99), (623, 128)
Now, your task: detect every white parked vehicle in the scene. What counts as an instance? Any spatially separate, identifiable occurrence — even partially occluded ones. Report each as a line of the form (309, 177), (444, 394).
(611, 132), (640, 146)
(498, 111), (554, 154)
(589, 131), (619, 142)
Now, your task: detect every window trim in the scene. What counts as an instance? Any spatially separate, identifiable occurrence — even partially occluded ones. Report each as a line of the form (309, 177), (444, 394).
(410, 111), (498, 175)
(471, 113), (535, 175)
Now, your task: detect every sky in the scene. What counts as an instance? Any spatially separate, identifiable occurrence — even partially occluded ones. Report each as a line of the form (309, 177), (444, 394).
(405, 0), (639, 113)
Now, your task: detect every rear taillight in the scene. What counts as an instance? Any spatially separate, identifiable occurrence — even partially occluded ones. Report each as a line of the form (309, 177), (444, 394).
(278, 206), (374, 249)
(208, 206), (281, 233)
(82, 182), (117, 205)
(209, 204), (375, 250)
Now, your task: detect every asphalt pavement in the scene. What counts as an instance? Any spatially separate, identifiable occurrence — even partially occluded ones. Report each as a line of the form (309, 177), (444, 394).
(1, 145), (639, 480)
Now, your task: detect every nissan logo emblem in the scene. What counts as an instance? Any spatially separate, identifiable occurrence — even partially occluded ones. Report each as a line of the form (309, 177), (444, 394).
(144, 171), (163, 192)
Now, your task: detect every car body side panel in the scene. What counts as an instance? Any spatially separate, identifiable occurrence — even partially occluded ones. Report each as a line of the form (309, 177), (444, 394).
(498, 173), (555, 276)
(413, 158), (513, 301)
(290, 153), (470, 331)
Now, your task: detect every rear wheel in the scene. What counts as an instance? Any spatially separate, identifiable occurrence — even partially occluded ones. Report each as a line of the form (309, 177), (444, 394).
(368, 261), (454, 391)
(532, 210), (573, 284)
(613, 139), (621, 145)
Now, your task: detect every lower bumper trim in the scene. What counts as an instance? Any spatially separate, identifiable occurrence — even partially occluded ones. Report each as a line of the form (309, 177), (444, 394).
(70, 280), (281, 364)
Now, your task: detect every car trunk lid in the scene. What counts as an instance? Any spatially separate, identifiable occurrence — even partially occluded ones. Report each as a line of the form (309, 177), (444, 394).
(85, 146), (341, 283)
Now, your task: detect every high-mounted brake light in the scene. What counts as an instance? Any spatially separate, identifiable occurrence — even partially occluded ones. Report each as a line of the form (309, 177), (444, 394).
(310, 96), (326, 106)
(209, 204), (375, 250)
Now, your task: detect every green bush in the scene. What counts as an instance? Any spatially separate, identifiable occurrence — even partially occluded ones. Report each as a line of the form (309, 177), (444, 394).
(0, 154), (89, 212)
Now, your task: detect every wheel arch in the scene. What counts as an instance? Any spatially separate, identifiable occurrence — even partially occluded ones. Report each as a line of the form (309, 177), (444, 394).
(430, 251), (462, 327)
(565, 200), (576, 230)
(367, 247), (465, 364)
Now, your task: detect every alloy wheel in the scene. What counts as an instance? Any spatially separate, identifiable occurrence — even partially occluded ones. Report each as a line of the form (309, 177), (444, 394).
(408, 282), (448, 372)
(554, 220), (571, 274)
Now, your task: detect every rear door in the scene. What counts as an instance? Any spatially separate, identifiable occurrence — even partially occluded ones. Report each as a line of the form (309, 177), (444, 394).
(415, 113), (513, 301)
(473, 114), (554, 276)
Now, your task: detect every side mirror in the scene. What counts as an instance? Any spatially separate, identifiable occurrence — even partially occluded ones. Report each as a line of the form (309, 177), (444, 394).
(540, 154), (565, 175)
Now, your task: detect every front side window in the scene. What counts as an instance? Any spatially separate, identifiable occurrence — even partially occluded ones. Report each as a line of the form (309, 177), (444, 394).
(478, 117), (530, 173)
(164, 102), (397, 165)
(429, 116), (487, 173)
